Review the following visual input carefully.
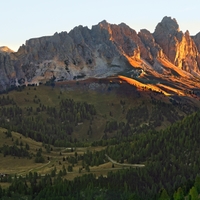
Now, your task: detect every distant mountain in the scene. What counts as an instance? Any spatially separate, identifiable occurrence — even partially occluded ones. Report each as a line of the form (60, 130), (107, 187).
(1, 16), (200, 95)
(0, 46), (14, 54)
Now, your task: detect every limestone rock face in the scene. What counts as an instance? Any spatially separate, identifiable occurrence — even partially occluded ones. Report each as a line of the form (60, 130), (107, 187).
(14, 20), (143, 84)
(153, 16), (200, 73)
(0, 16), (200, 90)
(0, 52), (17, 90)
(12, 17), (200, 82)
(193, 32), (200, 52)
(0, 46), (14, 54)
(193, 32), (200, 68)
(138, 29), (164, 64)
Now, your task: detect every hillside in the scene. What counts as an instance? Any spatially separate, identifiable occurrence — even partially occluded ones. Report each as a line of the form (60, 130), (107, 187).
(0, 85), (200, 199)
(0, 80), (198, 146)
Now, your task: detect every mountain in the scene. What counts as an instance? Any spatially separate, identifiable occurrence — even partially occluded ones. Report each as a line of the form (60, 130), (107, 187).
(1, 16), (200, 95)
(0, 46), (14, 54)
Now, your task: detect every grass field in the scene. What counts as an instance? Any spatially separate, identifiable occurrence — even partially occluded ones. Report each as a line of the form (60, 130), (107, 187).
(4, 83), (144, 142)
(0, 127), (127, 181)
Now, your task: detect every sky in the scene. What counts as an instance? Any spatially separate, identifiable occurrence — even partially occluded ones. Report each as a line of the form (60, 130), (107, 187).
(1, 0), (200, 51)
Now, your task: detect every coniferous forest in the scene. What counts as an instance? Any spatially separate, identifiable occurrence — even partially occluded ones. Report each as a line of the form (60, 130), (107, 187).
(0, 84), (200, 200)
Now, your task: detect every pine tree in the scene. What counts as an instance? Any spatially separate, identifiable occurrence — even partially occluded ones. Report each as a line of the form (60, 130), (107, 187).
(189, 186), (198, 200)
(194, 174), (200, 194)
(62, 165), (67, 176)
(159, 189), (170, 200)
(173, 187), (184, 200)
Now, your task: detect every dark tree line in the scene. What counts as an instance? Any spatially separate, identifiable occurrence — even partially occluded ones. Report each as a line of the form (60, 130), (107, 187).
(0, 144), (30, 158)
(1, 168), (200, 199)
(0, 98), (96, 147)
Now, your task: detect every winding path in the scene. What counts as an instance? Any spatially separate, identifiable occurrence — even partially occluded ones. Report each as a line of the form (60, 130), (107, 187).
(105, 154), (145, 168)
(17, 160), (51, 176)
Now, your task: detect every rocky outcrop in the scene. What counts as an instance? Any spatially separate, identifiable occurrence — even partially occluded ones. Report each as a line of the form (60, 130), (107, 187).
(0, 46), (14, 54)
(13, 21), (138, 83)
(153, 16), (200, 73)
(0, 52), (17, 90)
(138, 29), (164, 64)
(193, 32), (200, 52)
(0, 16), (200, 91)
(193, 32), (200, 68)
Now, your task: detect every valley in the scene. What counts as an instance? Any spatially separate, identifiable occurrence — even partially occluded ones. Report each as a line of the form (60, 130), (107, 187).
(1, 15), (200, 199)
(0, 128), (124, 180)
(0, 79), (200, 199)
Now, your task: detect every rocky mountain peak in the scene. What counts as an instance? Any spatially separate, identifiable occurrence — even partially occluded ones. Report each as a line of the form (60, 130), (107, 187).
(159, 16), (180, 33)
(0, 46), (14, 54)
(0, 17), (200, 92)
(153, 16), (200, 73)
(98, 20), (109, 27)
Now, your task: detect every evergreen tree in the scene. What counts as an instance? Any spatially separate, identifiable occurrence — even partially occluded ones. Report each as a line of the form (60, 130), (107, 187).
(159, 189), (170, 200)
(173, 187), (184, 200)
(189, 186), (198, 200)
(194, 175), (200, 194)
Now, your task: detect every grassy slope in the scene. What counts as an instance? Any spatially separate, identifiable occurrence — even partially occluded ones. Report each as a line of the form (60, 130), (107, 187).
(0, 84), (148, 180)
(2, 82), (198, 141)
(0, 82), (199, 180)
(0, 127), (122, 181)
(6, 84), (143, 141)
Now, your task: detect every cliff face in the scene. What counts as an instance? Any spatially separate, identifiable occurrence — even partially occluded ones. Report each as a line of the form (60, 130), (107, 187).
(0, 51), (21, 90)
(193, 32), (200, 52)
(153, 17), (200, 73)
(0, 16), (200, 90)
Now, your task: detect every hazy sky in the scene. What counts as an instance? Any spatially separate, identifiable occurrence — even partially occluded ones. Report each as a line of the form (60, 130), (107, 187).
(1, 0), (200, 51)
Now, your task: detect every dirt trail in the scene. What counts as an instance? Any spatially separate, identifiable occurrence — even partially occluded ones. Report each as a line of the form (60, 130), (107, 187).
(105, 154), (145, 168)
(17, 161), (51, 176)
